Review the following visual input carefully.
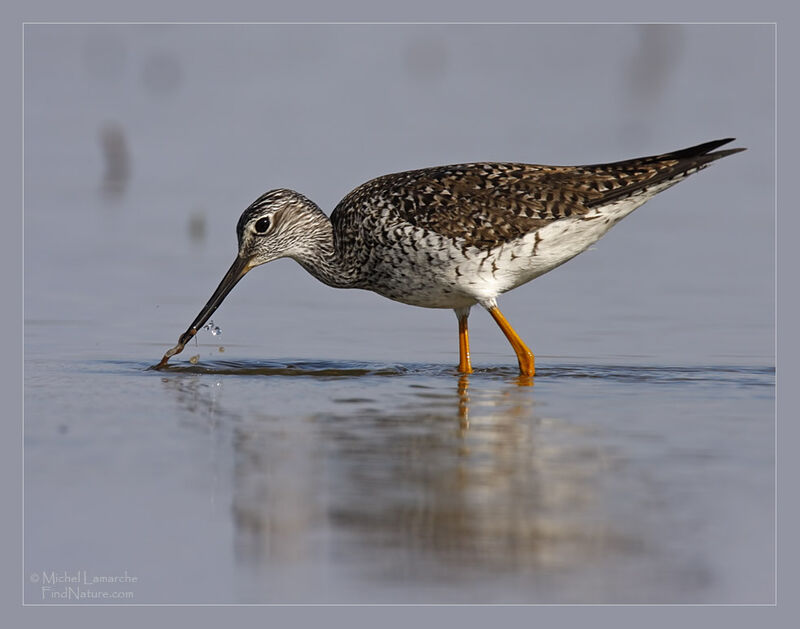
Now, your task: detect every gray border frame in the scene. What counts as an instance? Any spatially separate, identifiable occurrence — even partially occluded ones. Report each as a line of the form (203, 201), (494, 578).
(5, 0), (792, 625)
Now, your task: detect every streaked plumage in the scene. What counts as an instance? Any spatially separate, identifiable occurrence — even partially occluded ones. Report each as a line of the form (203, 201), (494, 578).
(157, 138), (745, 376)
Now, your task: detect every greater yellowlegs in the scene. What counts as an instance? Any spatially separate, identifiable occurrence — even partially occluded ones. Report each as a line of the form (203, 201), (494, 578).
(157, 138), (744, 375)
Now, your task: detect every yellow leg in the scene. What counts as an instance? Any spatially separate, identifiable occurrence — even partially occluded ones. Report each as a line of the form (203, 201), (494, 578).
(457, 311), (473, 374)
(487, 306), (535, 377)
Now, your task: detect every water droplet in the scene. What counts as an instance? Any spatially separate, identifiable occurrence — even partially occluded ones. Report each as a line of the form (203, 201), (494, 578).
(211, 326), (222, 336)
(203, 320), (214, 331)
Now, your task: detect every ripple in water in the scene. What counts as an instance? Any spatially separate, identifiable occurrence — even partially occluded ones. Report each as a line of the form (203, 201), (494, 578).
(129, 358), (775, 388)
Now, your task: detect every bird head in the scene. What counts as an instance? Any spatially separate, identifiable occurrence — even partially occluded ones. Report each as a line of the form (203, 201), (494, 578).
(157, 188), (323, 362)
(235, 188), (321, 267)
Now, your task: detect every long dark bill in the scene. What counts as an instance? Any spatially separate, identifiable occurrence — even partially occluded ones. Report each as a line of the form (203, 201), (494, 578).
(155, 256), (251, 369)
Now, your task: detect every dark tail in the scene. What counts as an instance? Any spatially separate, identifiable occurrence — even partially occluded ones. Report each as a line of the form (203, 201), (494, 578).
(587, 138), (746, 207)
(651, 137), (746, 163)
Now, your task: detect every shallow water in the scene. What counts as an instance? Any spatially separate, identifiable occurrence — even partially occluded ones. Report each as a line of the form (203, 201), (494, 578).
(23, 24), (774, 604)
(25, 351), (774, 603)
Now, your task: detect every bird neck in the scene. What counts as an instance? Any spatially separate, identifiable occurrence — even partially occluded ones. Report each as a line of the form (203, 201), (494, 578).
(290, 208), (359, 289)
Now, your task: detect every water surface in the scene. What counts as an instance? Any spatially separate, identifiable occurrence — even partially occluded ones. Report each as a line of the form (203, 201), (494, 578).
(25, 352), (774, 603)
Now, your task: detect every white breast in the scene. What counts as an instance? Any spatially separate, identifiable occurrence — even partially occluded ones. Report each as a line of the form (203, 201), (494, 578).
(363, 183), (671, 309)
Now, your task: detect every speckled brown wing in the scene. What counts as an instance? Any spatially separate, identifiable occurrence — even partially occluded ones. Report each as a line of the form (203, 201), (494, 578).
(332, 139), (744, 250)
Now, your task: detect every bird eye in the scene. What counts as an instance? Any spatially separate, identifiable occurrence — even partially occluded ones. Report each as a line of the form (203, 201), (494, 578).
(254, 217), (271, 234)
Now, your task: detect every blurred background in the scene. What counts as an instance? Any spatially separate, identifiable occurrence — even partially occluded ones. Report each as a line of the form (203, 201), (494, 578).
(24, 23), (773, 365)
(23, 24), (774, 604)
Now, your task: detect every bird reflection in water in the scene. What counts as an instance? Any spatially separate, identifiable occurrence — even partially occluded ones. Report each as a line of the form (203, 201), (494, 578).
(159, 366), (632, 594)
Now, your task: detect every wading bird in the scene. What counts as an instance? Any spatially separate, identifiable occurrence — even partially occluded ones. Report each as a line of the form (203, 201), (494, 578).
(157, 139), (744, 376)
